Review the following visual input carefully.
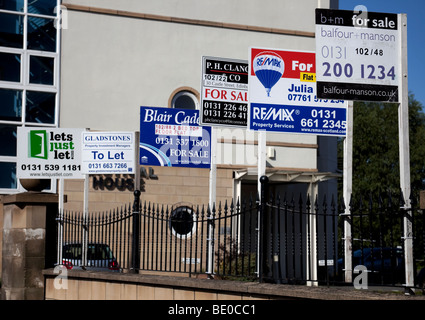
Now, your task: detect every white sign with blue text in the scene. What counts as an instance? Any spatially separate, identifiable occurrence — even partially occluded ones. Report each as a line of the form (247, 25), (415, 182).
(140, 106), (211, 168)
(81, 132), (135, 174)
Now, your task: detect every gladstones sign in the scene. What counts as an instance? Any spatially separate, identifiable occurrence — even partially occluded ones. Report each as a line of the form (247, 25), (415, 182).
(81, 132), (135, 174)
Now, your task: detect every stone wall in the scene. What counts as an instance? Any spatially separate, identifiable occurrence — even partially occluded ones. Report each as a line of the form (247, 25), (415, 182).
(1, 193), (58, 300)
(43, 269), (425, 300)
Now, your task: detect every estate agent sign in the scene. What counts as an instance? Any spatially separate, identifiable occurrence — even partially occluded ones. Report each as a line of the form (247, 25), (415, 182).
(140, 106), (211, 168)
(81, 132), (135, 174)
(17, 127), (84, 179)
(315, 9), (400, 102)
(200, 56), (248, 127)
(248, 47), (347, 136)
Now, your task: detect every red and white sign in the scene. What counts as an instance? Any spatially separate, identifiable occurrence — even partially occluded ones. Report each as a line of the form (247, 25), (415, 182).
(248, 47), (347, 136)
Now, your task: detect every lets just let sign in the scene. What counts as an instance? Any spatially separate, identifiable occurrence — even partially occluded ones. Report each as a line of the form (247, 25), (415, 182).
(17, 127), (85, 179)
(140, 106), (211, 168)
(248, 48), (347, 136)
(315, 8), (400, 102)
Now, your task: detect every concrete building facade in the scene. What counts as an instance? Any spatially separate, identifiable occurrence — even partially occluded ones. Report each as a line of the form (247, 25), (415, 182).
(56, 0), (339, 213)
(0, 0), (343, 293)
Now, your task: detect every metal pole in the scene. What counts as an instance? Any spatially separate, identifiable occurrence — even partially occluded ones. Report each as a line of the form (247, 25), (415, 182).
(307, 182), (318, 286)
(132, 190), (141, 272)
(343, 101), (353, 283)
(82, 174), (89, 267)
(257, 131), (267, 279)
(57, 178), (64, 265)
(259, 175), (269, 282)
(398, 13), (414, 294)
(206, 128), (217, 277)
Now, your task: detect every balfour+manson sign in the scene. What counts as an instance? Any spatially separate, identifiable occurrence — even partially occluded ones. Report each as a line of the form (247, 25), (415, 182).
(315, 8), (400, 102)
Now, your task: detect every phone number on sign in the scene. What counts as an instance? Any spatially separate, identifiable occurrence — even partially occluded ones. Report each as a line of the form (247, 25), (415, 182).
(21, 164), (81, 171)
(88, 163), (128, 169)
(288, 94), (344, 104)
(301, 108), (346, 129)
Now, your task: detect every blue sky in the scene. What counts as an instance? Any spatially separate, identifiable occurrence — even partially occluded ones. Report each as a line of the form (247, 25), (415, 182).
(339, 0), (425, 107)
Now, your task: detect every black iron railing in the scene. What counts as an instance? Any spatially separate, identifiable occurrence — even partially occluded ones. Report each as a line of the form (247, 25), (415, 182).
(56, 177), (425, 289)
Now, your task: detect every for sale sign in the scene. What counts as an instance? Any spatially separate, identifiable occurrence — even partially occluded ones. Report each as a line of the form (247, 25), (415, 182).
(201, 56), (248, 127)
(140, 106), (211, 168)
(315, 9), (400, 102)
(248, 47), (347, 136)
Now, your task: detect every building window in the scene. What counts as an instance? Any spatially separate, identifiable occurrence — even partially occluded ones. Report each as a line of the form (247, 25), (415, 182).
(170, 206), (196, 238)
(27, 16), (56, 52)
(0, 0), (60, 193)
(29, 55), (54, 85)
(0, 124), (17, 156)
(26, 91), (56, 123)
(169, 88), (199, 110)
(28, 0), (57, 16)
(0, 52), (21, 82)
(0, 88), (22, 121)
(0, 162), (17, 189)
(0, 12), (24, 48)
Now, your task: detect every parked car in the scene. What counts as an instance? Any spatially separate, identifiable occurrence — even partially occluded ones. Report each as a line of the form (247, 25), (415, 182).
(337, 247), (404, 284)
(62, 243), (121, 272)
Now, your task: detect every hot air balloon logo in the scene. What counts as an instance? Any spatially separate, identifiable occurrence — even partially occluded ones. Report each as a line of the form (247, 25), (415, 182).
(253, 51), (284, 97)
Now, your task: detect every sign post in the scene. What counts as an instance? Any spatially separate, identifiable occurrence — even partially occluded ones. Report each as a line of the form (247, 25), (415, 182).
(17, 127), (85, 265)
(248, 47), (347, 282)
(397, 13), (414, 294)
(200, 56), (248, 276)
(316, 9), (413, 293)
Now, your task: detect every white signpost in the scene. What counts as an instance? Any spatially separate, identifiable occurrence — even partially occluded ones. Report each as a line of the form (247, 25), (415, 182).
(17, 127), (86, 265)
(316, 9), (413, 293)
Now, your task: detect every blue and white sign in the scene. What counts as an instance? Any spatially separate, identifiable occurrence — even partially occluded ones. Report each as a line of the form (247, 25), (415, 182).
(81, 132), (135, 174)
(140, 106), (211, 168)
(248, 48), (347, 136)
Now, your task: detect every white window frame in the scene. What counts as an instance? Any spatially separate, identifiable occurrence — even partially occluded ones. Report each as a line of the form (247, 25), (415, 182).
(0, 0), (61, 194)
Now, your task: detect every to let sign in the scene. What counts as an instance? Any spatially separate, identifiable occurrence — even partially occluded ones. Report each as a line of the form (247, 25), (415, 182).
(81, 132), (135, 174)
(315, 9), (400, 102)
(17, 127), (84, 179)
